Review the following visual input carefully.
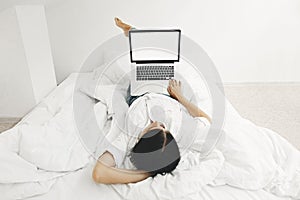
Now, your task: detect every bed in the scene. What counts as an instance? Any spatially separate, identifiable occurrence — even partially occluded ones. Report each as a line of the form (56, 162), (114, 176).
(0, 36), (299, 200)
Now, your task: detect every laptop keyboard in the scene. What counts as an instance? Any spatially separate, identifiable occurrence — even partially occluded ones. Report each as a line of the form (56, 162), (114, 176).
(136, 65), (174, 81)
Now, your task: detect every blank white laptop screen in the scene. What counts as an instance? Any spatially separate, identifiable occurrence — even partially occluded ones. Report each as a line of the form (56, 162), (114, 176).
(130, 30), (180, 62)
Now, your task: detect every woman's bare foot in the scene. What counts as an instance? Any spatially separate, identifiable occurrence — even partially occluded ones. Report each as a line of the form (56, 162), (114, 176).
(114, 17), (132, 36)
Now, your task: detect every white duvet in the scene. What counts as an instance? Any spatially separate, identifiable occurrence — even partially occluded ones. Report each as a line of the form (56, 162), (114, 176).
(0, 61), (299, 200)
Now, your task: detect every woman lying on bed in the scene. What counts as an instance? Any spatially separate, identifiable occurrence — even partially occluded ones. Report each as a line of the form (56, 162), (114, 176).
(92, 19), (211, 184)
(92, 79), (211, 184)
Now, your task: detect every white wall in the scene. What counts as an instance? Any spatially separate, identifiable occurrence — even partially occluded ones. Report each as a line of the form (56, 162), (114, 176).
(0, 7), (36, 117)
(0, 6), (57, 117)
(45, 0), (300, 83)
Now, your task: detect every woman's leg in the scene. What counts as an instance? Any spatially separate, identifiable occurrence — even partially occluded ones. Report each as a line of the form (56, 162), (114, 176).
(125, 85), (141, 106)
(125, 85), (150, 106)
(114, 17), (133, 37)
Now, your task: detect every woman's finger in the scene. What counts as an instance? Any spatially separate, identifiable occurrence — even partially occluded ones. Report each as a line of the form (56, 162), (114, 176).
(167, 86), (172, 94)
(171, 79), (175, 86)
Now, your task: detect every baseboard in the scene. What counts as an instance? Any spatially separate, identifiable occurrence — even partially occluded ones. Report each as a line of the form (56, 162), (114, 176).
(223, 82), (300, 86)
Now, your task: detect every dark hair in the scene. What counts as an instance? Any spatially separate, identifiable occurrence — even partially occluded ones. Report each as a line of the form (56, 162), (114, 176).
(129, 129), (181, 177)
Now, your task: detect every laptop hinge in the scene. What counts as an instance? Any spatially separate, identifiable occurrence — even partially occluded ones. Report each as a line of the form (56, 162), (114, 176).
(135, 60), (175, 64)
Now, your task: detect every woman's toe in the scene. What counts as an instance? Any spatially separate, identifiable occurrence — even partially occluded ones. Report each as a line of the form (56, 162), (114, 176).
(114, 17), (120, 23)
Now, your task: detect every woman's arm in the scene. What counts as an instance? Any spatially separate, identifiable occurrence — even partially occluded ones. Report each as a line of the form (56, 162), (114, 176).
(167, 79), (211, 123)
(92, 151), (150, 184)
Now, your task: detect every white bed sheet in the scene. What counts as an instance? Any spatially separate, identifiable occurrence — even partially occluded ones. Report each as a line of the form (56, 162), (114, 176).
(0, 71), (299, 200)
(26, 164), (291, 200)
(21, 73), (293, 200)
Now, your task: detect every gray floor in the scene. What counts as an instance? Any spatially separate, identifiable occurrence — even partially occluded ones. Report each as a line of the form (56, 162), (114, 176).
(0, 118), (20, 133)
(0, 84), (299, 150)
(224, 83), (300, 150)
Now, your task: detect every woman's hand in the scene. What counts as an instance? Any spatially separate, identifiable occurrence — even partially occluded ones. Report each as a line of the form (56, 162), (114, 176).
(167, 79), (211, 122)
(167, 79), (183, 101)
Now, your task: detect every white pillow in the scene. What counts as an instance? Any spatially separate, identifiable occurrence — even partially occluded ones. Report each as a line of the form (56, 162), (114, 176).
(80, 81), (127, 116)
(92, 59), (130, 86)
(114, 150), (224, 200)
(80, 58), (130, 114)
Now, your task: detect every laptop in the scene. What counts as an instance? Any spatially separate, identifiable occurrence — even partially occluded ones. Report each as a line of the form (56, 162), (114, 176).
(129, 29), (181, 96)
